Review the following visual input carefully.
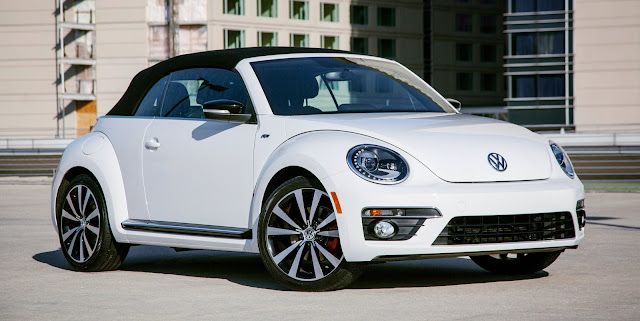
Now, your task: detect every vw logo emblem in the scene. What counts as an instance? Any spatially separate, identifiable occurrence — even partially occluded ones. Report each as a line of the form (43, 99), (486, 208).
(488, 153), (507, 172)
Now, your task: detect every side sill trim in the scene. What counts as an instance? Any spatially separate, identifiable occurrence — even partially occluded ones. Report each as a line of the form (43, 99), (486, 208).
(121, 219), (252, 239)
(372, 246), (578, 262)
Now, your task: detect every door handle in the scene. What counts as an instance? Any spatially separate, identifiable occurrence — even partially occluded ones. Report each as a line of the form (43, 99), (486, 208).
(144, 138), (160, 150)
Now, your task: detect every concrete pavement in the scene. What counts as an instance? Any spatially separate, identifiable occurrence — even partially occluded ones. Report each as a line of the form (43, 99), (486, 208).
(1, 181), (638, 320)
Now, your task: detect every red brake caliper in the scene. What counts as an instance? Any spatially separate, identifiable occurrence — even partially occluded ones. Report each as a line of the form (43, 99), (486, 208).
(325, 222), (339, 252)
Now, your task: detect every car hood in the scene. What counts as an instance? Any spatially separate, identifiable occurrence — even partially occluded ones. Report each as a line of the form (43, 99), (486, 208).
(284, 113), (552, 183)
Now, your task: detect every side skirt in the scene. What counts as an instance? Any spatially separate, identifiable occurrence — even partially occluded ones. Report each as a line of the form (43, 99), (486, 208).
(121, 219), (252, 239)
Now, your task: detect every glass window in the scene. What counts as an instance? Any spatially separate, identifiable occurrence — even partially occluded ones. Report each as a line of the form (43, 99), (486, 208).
(377, 7), (395, 27)
(513, 0), (564, 13)
(537, 32), (564, 54)
(258, 0), (277, 17)
(480, 44), (496, 62)
(378, 39), (396, 59)
(290, 33), (309, 47)
(537, 0), (564, 11)
(513, 32), (564, 55)
(513, 74), (565, 98)
(513, 75), (536, 97)
(480, 15), (496, 33)
(455, 14), (472, 32)
(322, 36), (338, 49)
(538, 74), (564, 97)
(258, 31), (278, 47)
(456, 72), (473, 90)
(481, 73), (497, 91)
(321, 3), (339, 22)
(350, 5), (368, 25)
(513, 0), (535, 12)
(481, 0), (497, 4)
(161, 68), (251, 118)
(351, 37), (368, 54)
(224, 29), (245, 48)
(224, 0), (244, 15)
(512, 33), (534, 55)
(135, 75), (169, 117)
(290, 1), (309, 20)
(251, 57), (451, 115)
(456, 43), (473, 62)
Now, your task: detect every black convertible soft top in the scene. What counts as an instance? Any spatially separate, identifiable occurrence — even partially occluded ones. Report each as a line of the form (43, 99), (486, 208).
(107, 47), (353, 116)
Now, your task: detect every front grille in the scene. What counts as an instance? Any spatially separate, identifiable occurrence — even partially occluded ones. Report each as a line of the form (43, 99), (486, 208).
(433, 212), (575, 245)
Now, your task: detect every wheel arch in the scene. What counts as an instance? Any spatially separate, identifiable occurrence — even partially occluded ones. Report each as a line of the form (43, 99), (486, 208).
(261, 166), (323, 209)
(248, 131), (382, 252)
(51, 132), (130, 243)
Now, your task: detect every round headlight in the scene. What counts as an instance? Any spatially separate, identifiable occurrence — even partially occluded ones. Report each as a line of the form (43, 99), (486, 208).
(347, 145), (409, 184)
(550, 141), (575, 179)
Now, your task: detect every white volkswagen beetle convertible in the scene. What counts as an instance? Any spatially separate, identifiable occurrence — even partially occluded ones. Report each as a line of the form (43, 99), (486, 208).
(52, 48), (585, 291)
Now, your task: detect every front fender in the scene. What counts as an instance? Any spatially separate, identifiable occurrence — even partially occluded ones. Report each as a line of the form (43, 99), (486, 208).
(248, 130), (429, 252)
(51, 132), (130, 243)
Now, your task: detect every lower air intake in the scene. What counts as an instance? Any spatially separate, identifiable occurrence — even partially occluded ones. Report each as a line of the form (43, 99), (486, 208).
(433, 212), (575, 245)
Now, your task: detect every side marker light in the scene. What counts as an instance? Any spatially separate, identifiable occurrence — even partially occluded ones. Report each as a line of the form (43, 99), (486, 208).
(330, 192), (342, 214)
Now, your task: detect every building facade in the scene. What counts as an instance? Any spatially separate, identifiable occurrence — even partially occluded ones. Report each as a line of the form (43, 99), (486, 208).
(0, 0), (424, 139)
(504, 0), (574, 130)
(573, 0), (640, 132)
(424, 0), (507, 118)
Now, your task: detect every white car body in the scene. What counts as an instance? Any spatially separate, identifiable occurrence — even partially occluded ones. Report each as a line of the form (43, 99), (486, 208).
(51, 49), (584, 290)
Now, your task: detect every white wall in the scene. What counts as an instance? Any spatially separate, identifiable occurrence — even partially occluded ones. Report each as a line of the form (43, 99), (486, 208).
(0, 1), (60, 138)
(574, 0), (640, 132)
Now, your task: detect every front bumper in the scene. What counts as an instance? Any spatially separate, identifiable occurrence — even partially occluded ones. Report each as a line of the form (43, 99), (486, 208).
(324, 168), (585, 262)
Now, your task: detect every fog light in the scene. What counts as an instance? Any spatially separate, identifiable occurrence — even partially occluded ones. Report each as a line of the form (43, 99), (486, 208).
(373, 220), (396, 239)
(577, 210), (586, 229)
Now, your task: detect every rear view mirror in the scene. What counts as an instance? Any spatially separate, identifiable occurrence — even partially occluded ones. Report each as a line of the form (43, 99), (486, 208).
(202, 99), (251, 123)
(324, 69), (356, 81)
(202, 99), (243, 114)
(446, 98), (461, 112)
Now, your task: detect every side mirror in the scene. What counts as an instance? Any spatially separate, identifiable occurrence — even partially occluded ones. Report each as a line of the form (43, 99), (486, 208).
(203, 99), (243, 114)
(203, 99), (251, 123)
(446, 98), (461, 112)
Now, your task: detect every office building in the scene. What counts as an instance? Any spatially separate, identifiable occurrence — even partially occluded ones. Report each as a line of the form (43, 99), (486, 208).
(424, 0), (507, 118)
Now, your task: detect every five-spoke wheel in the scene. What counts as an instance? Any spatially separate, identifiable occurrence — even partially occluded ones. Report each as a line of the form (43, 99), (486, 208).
(258, 176), (364, 291)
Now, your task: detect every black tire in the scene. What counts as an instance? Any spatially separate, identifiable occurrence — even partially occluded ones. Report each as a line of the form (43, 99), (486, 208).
(56, 174), (129, 271)
(470, 251), (563, 274)
(258, 176), (365, 291)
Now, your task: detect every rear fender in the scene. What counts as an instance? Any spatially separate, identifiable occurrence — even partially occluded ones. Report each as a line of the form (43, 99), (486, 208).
(51, 132), (130, 243)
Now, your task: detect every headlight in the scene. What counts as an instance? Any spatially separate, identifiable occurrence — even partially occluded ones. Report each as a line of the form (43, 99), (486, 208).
(347, 145), (409, 184)
(550, 141), (575, 179)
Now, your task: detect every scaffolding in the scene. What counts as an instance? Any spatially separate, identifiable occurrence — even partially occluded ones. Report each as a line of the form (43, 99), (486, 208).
(55, 0), (97, 138)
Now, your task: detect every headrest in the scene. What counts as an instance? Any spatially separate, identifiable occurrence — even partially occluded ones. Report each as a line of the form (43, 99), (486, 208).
(164, 82), (190, 104)
(288, 74), (319, 100)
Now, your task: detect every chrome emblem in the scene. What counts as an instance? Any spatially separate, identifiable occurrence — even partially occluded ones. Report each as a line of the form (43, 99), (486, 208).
(488, 153), (507, 172)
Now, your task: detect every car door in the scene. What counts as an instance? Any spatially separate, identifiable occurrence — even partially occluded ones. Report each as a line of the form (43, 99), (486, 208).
(96, 74), (170, 222)
(141, 68), (257, 229)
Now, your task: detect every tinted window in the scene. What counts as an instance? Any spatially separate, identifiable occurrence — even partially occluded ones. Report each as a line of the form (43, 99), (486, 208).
(161, 68), (250, 118)
(251, 57), (452, 115)
(135, 75), (169, 117)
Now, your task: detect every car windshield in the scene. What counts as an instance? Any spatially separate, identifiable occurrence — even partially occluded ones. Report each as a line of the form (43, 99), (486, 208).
(251, 57), (455, 115)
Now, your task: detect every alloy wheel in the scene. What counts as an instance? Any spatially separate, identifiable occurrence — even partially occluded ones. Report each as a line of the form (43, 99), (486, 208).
(59, 184), (101, 263)
(265, 188), (343, 281)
